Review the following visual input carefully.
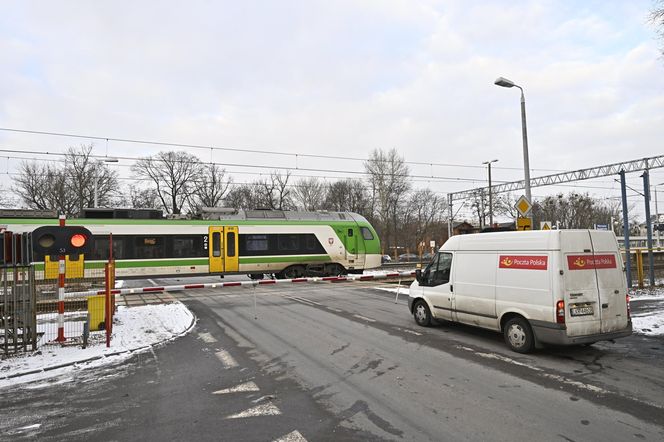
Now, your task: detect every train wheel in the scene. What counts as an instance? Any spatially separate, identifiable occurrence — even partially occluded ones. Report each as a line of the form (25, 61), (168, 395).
(282, 265), (305, 279)
(326, 264), (346, 276)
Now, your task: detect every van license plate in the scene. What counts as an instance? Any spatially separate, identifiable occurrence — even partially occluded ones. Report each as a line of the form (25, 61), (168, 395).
(570, 306), (594, 317)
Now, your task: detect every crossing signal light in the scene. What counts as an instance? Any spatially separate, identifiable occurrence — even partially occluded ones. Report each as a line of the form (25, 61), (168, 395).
(32, 226), (93, 255)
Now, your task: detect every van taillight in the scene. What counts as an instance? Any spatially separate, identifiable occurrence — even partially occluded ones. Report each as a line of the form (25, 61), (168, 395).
(556, 300), (565, 324)
(626, 294), (631, 319)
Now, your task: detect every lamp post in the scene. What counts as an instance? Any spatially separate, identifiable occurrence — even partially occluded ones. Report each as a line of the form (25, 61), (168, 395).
(94, 157), (118, 208)
(654, 182), (664, 248)
(494, 76), (531, 208)
(483, 159), (498, 226)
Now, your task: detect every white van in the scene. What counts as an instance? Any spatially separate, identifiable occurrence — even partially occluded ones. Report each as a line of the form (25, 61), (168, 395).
(408, 230), (632, 353)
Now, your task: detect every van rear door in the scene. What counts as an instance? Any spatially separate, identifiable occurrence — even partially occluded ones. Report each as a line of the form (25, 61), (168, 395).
(588, 231), (628, 333)
(561, 231), (602, 337)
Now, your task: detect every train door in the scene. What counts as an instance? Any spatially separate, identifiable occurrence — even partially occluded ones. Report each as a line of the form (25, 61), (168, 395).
(224, 226), (239, 272)
(208, 226), (239, 273)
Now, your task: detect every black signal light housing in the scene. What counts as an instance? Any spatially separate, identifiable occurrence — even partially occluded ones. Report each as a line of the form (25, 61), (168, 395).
(32, 226), (93, 255)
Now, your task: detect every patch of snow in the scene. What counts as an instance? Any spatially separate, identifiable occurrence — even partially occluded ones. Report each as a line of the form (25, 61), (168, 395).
(632, 310), (664, 336)
(374, 286), (410, 296)
(0, 302), (194, 389)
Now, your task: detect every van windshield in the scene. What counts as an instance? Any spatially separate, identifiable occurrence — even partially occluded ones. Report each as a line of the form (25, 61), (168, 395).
(423, 252), (452, 286)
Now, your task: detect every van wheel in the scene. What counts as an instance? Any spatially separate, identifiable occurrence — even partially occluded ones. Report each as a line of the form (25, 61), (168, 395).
(504, 317), (534, 353)
(413, 300), (432, 327)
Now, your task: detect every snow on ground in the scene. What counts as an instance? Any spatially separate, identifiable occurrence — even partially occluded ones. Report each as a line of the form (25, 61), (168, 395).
(0, 302), (194, 389)
(376, 285), (664, 337)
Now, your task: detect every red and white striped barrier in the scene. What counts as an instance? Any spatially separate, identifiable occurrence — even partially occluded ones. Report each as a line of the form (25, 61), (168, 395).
(64, 270), (417, 300)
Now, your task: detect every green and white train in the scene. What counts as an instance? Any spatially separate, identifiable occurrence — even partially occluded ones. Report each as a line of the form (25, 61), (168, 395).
(0, 208), (382, 279)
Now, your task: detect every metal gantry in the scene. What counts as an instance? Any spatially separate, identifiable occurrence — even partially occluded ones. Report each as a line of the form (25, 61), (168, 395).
(448, 154), (664, 202)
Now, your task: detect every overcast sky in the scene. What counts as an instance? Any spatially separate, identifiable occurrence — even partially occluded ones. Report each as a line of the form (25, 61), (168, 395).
(1, 0), (663, 219)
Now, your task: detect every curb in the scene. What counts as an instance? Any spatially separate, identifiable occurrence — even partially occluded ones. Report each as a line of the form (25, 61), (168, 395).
(1, 306), (198, 382)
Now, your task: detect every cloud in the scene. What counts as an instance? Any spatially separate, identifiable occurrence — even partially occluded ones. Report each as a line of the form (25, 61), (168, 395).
(0, 0), (662, 220)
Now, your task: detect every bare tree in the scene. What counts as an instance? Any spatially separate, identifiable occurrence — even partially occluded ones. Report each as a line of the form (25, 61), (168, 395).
(323, 179), (369, 213)
(132, 151), (203, 215)
(64, 145), (119, 213)
(406, 189), (447, 252)
(292, 177), (327, 211)
(12, 144), (118, 215)
(190, 164), (232, 211)
(531, 192), (624, 229)
(364, 148), (411, 253)
(127, 185), (162, 209)
(651, 0), (664, 56)
(224, 184), (259, 209)
(254, 171), (294, 210)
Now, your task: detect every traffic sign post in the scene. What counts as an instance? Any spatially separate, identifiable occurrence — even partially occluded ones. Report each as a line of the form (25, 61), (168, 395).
(517, 217), (532, 231)
(515, 195), (533, 231)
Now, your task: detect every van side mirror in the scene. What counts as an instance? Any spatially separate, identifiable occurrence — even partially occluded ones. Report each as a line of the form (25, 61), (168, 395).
(415, 269), (422, 283)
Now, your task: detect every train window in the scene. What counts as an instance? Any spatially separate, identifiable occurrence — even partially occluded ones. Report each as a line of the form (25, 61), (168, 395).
(278, 235), (299, 251)
(173, 236), (206, 258)
(305, 235), (317, 251)
(135, 236), (165, 259)
(347, 228), (353, 237)
(227, 232), (236, 257)
(246, 235), (268, 251)
(212, 232), (221, 257)
(90, 235), (126, 260)
(360, 227), (374, 240)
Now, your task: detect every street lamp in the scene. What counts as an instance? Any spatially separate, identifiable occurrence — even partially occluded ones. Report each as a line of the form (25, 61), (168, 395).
(654, 182), (664, 247)
(494, 76), (532, 208)
(94, 157), (118, 208)
(483, 159), (498, 226)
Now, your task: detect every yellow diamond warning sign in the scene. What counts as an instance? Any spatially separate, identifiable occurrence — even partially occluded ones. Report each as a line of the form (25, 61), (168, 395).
(515, 195), (532, 217)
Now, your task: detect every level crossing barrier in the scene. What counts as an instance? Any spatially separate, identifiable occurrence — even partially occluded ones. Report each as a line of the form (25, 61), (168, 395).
(64, 270), (418, 300)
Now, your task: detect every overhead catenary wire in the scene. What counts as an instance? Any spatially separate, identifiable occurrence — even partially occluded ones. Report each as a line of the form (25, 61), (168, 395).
(0, 126), (569, 172)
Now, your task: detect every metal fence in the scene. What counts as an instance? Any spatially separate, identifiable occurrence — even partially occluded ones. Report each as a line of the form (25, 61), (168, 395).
(1, 265), (37, 355)
(34, 263), (108, 346)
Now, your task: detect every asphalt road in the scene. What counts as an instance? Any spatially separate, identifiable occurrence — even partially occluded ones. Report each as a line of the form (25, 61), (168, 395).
(2, 278), (663, 441)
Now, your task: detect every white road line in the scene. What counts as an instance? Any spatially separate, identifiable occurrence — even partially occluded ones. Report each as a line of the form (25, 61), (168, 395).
(273, 430), (308, 442)
(147, 278), (156, 286)
(198, 332), (217, 343)
(225, 403), (282, 419)
(400, 328), (422, 336)
(213, 381), (260, 395)
(215, 349), (239, 368)
(353, 314), (376, 322)
(326, 307), (343, 313)
(293, 296), (321, 305)
(284, 295), (315, 306)
(455, 345), (609, 394)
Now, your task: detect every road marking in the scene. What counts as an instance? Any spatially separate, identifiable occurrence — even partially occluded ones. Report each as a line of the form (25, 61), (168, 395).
(215, 349), (239, 368)
(293, 296), (321, 305)
(326, 306), (343, 313)
(284, 295), (318, 306)
(198, 332), (217, 343)
(273, 430), (308, 442)
(353, 314), (376, 322)
(398, 328), (422, 336)
(455, 345), (609, 394)
(213, 381), (259, 395)
(147, 278), (157, 285)
(225, 403), (281, 419)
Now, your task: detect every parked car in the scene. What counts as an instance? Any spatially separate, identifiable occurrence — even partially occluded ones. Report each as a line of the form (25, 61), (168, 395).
(421, 252), (434, 262)
(381, 255), (392, 263)
(398, 253), (419, 262)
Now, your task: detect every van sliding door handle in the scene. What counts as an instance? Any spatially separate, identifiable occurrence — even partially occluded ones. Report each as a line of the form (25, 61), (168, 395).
(602, 303), (609, 309)
(450, 285), (453, 292)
